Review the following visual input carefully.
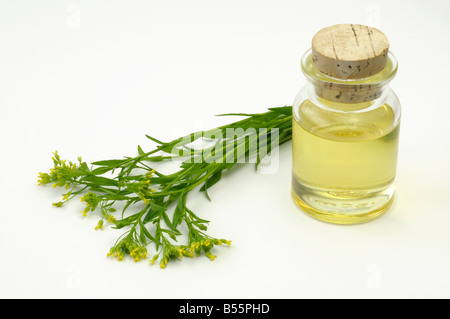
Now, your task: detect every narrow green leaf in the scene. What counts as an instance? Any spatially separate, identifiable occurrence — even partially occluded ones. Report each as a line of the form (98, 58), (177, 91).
(161, 228), (180, 241)
(148, 176), (176, 184)
(268, 105), (292, 115)
(194, 223), (208, 231)
(200, 170), (223, 192)
(143, 208), (162, 223)
(216, 112), (256, 117)
(78, 162), (90, 172)
(119, 175), (142, 181)
(202, 187), (211, 201)
(172, 193), (187, 227)
(137, 145), (145, 156)
(82, 175), (119, 186)
(147, 200), (166, 212)
(186, 207), (210, 224)
(145, 134), (165, 145)
(155, 224), (161, 250)
(139, 220), (154, 241)
(120, 199), (135, 218)
(91, 159), (127, 166)
(90, 166), (113, 175)
(162, 211), (174, 230)
(142, 155), (170, 162)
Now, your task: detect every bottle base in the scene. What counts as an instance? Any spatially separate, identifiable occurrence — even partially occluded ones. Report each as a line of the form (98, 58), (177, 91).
(291, 182), (394, 225)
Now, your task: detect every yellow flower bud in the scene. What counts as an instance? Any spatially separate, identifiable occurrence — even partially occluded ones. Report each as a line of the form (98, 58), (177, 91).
(205, 251), (217, 261)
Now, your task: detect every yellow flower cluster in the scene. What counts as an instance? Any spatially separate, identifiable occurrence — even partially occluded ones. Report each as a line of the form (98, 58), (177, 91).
(129, 246), (148, 262)
(135, 170), (156, 205)
(95, 220), (104, 230)
(37, 151), (79, 188)
(107, 239), (148, 263)
(100, 212), (116, 224)
(107, 249), (125, 261)
(80, 192), (101, 217)
(154, 238), (232, 268)
(155, 243), (196, 269)
(37, 172), (52, 185)
(188, 238), (231, 258)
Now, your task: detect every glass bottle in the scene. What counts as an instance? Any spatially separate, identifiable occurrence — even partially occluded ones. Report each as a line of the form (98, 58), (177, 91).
(291, 24), (401, 224)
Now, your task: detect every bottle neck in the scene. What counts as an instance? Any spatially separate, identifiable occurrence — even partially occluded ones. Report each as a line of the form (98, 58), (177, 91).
(306, 81), (391, 113)
(301, 48), (398, 106)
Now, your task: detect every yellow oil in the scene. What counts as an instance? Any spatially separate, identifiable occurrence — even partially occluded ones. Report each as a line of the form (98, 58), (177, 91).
(292, 99), (400, 224)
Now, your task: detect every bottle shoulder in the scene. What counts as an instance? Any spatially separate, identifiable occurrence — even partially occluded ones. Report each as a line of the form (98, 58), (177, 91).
(293, 86), (400, 140)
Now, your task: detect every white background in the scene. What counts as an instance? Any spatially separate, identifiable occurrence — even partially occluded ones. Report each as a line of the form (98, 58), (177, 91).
(1, 0), (449, 299)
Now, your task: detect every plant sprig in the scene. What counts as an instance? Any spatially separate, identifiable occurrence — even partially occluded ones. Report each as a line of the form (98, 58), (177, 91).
(38, 106), (293, 268)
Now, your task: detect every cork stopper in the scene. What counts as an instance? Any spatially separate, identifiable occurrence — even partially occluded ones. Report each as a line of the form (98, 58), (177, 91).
(312, 24), (389, 79)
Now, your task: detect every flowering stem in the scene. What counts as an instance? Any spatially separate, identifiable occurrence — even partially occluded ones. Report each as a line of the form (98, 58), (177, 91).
(38, 105), (293, 268)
